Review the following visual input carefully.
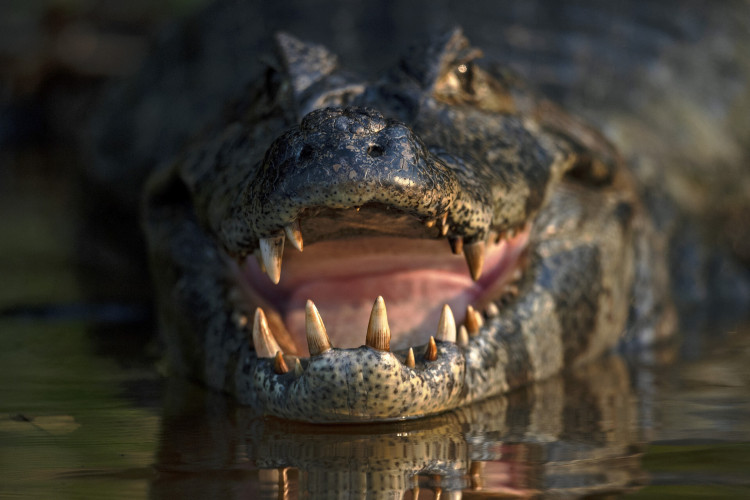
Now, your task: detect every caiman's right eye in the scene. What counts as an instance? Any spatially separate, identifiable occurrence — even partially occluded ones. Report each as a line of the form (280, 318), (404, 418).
(455, 62), (475, 95)
(434, 59), (480, 104)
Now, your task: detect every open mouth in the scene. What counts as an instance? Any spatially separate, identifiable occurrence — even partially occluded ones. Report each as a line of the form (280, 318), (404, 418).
(233, 222), (530, 357)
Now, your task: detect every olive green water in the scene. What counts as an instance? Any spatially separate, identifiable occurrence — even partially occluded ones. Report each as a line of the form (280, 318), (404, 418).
(2, 153), (749, 499)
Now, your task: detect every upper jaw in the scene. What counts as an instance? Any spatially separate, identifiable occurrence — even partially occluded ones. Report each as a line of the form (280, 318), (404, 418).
(217, 103), (559, 280)
(209, 104), (536, 357)
(221, 106), (465, 256)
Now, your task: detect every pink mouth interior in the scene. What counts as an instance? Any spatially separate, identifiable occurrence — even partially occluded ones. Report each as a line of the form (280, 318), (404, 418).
(241, 229), (529, 355)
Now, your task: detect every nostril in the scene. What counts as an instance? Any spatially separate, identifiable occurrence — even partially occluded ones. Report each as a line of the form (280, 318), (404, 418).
(298, 144), (314, 161)
(367, 144), (385, 158)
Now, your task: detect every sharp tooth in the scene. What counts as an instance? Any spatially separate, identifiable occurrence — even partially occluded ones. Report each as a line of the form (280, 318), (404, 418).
(440, 212), (448, 227)
(441, 224), (450, 236)
(449, 236), (463, 255)
(366, 296), (391, 351)
(259, 235), (285, 284)
(252, 308), (282, 358)
(405, 347), (415, 368)
(254, 250), (266, 273)
(305, 299), (332, 355)
(508, 227), (517, 238)
(284, 221), (304, 252)
(457, 325), (469, 346)
(463, 240), (485, 281)
(486, 302), (499, 317)
(424, 336), (437, 361)
(436, 304), (456, 343)
(465, 305), (482, 336)
(293, 358), (304, 377)
(273, 351), (289, 374)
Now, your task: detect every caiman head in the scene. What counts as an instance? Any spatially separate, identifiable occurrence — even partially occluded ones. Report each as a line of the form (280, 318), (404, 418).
(145, 29), (650, 422)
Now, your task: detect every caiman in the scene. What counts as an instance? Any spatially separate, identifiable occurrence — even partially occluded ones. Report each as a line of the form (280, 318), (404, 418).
(87, 1), (749, 424)
(141, 28), (670, 423)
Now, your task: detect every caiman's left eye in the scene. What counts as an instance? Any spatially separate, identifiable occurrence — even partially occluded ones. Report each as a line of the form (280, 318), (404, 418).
(433, 59), (481, 103)
(455, 62), (475, 94)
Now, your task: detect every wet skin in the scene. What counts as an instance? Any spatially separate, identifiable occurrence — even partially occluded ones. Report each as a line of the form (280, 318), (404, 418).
(144, 29), (672, 422)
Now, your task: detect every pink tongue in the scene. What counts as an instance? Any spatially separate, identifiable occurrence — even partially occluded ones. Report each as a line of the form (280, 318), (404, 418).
(285, 269), (479, 351)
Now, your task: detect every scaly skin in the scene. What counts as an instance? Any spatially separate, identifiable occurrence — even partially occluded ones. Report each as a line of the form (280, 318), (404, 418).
(144, 29), (672, 422)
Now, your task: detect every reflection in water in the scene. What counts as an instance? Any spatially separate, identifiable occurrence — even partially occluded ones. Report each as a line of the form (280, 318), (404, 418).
(152, 354), (646, 498)
(6, 323), (749, 498)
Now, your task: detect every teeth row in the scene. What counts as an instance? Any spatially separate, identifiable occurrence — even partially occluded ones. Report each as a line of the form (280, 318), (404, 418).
(251, 297), (508, 374)
(253, 218), (526, 285)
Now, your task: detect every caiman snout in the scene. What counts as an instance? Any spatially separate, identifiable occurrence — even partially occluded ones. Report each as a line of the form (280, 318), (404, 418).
(222, 106), (460, 255)
(300, 106), (387, 135)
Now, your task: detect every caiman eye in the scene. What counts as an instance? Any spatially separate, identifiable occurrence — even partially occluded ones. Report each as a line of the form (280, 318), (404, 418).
(455, 62), (475, 94)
